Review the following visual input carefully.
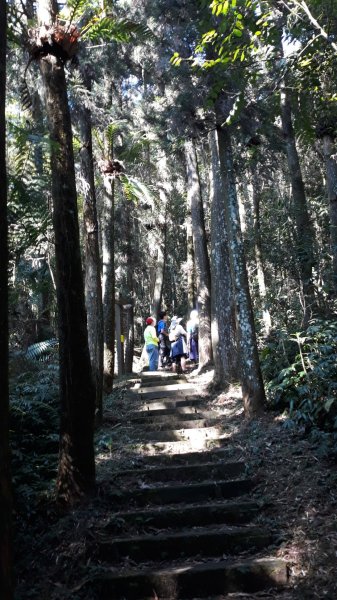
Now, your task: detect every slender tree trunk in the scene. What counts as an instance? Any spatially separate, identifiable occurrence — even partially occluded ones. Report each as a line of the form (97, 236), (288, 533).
(36, 0), (95, 502)
(151, 155), (170, 316)
(184, 139), (212, 368)
(216, 122), (265, 415)
(186, 209), (196, 309)
(124, 304), (134, 373)
(151, 244), (165, 317)
(101, 176), (115, 392)
(280, 82), (316, 325)
(123, 202), (135, 373)
(209, 127), (238, 387)
(321, 134), (337, 293)
(251, 169), (272, 335)
(78, 85), (104, 423)
(0, 1), (13, 594)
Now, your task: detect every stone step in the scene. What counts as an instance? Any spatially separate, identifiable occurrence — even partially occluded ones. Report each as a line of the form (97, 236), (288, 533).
(127, 436), (228, 455)
(132, 418), (221, 431)
(128, 387), (198, 400)
(84, 557), (288, 599)
(138, 377), (187, 388)
(140, 372), (183, 382)
(105, 500), (259, 532)
(97, 525), (276, 562)
(105, 478), (253, 507)
(114, 461), (246, 483)
(128, 408), (216, 423)
(135, 398), (206, 411)
(128, 446), (236, 466)
(134, 425), (223, 443)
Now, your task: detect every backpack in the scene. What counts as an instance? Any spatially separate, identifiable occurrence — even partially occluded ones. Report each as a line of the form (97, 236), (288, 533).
(169, 326), (177, 342)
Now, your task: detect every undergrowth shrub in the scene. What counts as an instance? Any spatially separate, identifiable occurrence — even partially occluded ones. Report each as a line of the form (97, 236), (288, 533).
(10, 359), (59, 514)
(261, 319), (337, 430)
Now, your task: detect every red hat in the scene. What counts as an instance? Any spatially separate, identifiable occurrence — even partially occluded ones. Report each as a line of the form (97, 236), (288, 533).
(146, 317), (154, 325)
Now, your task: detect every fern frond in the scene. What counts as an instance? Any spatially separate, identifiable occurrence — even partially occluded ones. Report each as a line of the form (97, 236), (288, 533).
(93, 121), (126, 159)
(118, 137), (151, 162)
(119, 174), (155, 207)
(19, 79), (32, 112)
(59, 0), (96, 27)
(82, 15), (153, 43)
(26, 339), (58, 361)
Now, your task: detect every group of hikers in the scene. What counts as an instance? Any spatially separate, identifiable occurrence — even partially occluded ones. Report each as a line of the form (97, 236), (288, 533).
(143, 310), (199, 373)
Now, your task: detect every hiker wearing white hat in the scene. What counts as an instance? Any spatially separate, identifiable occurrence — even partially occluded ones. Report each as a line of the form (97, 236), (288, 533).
(169, 316), (188, 373)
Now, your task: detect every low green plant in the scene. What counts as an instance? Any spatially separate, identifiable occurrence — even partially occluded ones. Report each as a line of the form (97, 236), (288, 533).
(10, 361), (60, 512)
(263, 319), (337, 430)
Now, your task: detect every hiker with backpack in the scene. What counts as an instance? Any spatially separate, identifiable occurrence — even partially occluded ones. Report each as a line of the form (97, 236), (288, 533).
(157, 310), (171, 368)
(169, 316), (188, 373)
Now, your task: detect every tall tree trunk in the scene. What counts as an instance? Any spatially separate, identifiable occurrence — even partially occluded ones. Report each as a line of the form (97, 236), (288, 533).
(216, 121), (265, 415)
(36, 0), (95, 502)
(101, 176), (115, 392)
(321, 134), (337, 293)
(0, 1), (13, 594)
(123, 201), (135, 373)
(151, 155), (170, 316)
(184, 139), (212, 368)
(209, 127), (238, 387)
(151, 244), (165, 317)
(186, 209), (196, 309)
(78, 81), (104, 423)
(280, 82), (316, 325)
(251, 168), (272, 335)
(124, 304), (134, 373)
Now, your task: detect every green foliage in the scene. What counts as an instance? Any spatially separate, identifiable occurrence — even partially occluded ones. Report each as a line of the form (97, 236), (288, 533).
(82, 16), (153, 43)
(92, 121), (125, 159)
(8, 123), (52, 258)
(264, 320), (337, 430)
(119, 173), (155, 207)
(59, 0), (153, 44)
(171, 0), (272, 69)
(10, 362), (60, 513)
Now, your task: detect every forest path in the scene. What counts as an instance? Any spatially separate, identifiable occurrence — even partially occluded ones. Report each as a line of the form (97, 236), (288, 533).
(85, 371), (288, 599)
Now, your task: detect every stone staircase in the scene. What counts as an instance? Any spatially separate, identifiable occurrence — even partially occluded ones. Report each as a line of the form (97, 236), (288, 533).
(84, 371), (288, 599)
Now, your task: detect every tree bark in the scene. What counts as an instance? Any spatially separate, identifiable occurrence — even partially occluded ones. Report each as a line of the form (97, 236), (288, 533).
(216, 122), (265, 415)
(251, 168), (272, 335)
(151, 155), (170, 317)
(123, 201), (135, 373)
(186, 209), (196, 309)
(321, 134), (337, 293)
(0, 0), (13, 594)
(151, 244), (165, 317)
(209, 127), (238, 386)
(280, 82), (316, 325)
(102, 176), (115, 392)
(77, 81), (104, 423)
(184, 138), (213, 368)
(36, 0), (95, 503)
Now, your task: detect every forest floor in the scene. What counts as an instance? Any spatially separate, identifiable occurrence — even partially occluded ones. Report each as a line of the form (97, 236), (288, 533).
(14, 365), (337, 600)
